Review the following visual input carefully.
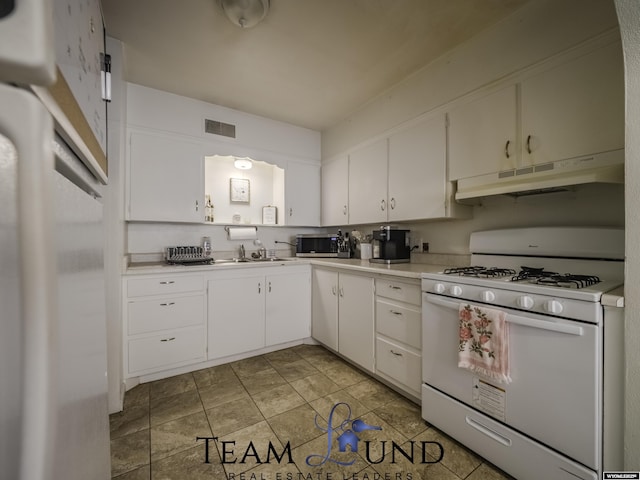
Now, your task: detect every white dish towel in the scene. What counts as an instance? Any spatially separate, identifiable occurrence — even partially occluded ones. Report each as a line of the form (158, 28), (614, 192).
(458, 303), (512, 384)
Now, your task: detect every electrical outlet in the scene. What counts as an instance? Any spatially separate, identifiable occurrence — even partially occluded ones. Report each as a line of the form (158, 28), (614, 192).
(422, 242), (429, 253)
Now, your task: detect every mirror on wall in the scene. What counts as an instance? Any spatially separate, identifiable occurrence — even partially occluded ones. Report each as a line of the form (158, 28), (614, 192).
(204, 155), (285, 225)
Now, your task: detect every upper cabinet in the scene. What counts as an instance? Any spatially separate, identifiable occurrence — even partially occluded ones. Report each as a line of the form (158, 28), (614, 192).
(321, 154), (349, 226)
(449, 40), (624, 181)
(448, 86), (518, 180)
(285, 161), (321, 226)
(345, 114), (468, 225)
(520, 41), (624, 166)
(388, 114), (447, 220)
(127, 131), (204, 223)
(348, 139), (388, 225)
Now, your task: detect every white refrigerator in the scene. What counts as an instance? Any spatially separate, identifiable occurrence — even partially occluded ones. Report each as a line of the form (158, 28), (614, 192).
(0, 1), (111, 479)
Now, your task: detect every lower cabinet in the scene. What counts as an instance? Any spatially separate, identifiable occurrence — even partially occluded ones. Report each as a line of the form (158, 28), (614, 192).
(374, 277), (422, 397)
(124, 274), (207, 377)
(208, 266), (311, 360)
(124, 266), (311, 378)
(312, 268), (375, 372)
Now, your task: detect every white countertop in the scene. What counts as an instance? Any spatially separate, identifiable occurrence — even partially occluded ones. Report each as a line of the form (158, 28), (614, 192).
(125, 257), (449, 279)
(602, 286), (625, 308)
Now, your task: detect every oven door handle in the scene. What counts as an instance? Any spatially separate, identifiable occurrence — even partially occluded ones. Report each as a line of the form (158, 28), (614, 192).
(425, 294), (584, 336)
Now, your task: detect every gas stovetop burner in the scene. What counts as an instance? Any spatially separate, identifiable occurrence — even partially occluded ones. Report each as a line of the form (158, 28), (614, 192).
(511, 266), (600, 289)
(443, 266), (517, 278)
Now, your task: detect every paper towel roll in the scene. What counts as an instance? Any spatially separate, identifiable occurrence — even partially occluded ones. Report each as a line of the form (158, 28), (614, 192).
(226, 226), (258, 240)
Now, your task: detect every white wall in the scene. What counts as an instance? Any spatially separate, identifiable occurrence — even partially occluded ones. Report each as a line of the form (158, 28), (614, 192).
(127, 223), (322, 259)
(615, 0), (640, 470)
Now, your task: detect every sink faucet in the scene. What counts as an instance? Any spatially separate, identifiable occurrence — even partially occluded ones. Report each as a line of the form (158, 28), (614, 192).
(239, 244), (246, 260)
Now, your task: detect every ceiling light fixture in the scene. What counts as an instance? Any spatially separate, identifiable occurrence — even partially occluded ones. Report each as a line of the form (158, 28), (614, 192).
(220, 0), (269, 28)
(234, 157), (253, 170)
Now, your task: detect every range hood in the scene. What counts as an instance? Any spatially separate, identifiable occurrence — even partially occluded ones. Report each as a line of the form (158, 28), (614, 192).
(455, 149), (624, 200)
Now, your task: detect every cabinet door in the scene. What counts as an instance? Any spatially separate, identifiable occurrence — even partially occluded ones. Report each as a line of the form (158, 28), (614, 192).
(338, 273), (374, 372)
(388, 114), (446, 220)
(311, 269), (339, 351)
(285, 161), (321, 226)
(128, 131), (204, 222)
(521, 41), (624, 166)
(208, 276), (265, 359)
(348, 139), (388, 224)
(448, 85), (517, 180)
(266, 271), (311, 345)
(321, 154), (349, 226)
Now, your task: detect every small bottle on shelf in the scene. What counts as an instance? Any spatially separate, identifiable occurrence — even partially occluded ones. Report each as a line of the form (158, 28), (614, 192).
(205, 195), (214, 222)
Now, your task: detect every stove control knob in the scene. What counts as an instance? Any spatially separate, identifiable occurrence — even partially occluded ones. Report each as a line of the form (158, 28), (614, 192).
(544, 299), (563, 314)
(450, 285), (463, 297)
(433, 283), (446, 294)
(516, 295), (534, 309)
(480, 290), (496, 302)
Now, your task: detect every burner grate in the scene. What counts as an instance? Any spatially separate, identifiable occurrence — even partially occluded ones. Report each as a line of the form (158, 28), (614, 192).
(444, 266), (516, 278)
(511, 267), (600, 289)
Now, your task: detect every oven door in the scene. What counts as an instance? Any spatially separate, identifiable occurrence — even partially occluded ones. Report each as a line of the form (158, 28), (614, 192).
(422, 293), (601, 470)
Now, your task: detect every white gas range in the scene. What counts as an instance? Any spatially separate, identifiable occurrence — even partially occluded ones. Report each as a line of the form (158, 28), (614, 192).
(420, 227), (624, 480)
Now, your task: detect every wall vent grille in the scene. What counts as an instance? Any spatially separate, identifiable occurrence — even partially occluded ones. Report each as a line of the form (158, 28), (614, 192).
(204, 119), (236, 138)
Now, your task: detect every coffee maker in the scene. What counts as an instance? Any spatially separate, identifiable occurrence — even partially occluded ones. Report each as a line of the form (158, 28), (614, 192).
(370, 226), (411, 264)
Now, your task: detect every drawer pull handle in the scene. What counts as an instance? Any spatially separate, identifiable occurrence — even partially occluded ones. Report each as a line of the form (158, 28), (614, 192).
(160, 337), (176, 342)
(465, 416), (512, 447)
(159, 281), (175, 285)
(389, 285), (401, 290)
(160, 302), (175, 307)
(390, 310), (403, 316)
(390, 350), (403, 357)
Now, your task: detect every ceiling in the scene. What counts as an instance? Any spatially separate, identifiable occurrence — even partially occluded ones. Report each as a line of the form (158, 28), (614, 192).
(102, 0), (529, 132)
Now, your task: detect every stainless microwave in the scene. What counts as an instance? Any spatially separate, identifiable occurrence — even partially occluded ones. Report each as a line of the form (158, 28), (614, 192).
(295, 234), (339, 257)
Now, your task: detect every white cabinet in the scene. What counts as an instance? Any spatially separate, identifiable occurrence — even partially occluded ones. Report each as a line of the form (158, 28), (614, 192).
(208, 266), (311, 360)
(348, 139), (388, 225)
(208, 274), (265, 359)
(285, 161), (321, 226)
(347, 114), (466, 224)
(388, 114), (447, 220)
(123, 274), (207, 376)
(312, 268), (375, 372)
(375, 277), (422, 397)
(449, 40), (624, 181)
(265, 270), (311, 345)
(449, 86), (518, 180)
(321, 154), (349, 226)
(127, 130), (204, 222)
(311, 268), (339, 351)
(520, 41), (624, 166)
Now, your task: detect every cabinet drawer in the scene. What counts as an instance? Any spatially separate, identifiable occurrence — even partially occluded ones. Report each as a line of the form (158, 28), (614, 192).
(376, 337), (421, 393)
(127, 275), (204, 297)
(376, 298), (421, 349)
(128, 295), (205, 335)
(128, 327), (206, 374)
(376, 279), (420, 305)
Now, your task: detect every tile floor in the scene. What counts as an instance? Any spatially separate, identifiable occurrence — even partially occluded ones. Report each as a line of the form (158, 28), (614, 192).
(110, 344), (513, 480)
